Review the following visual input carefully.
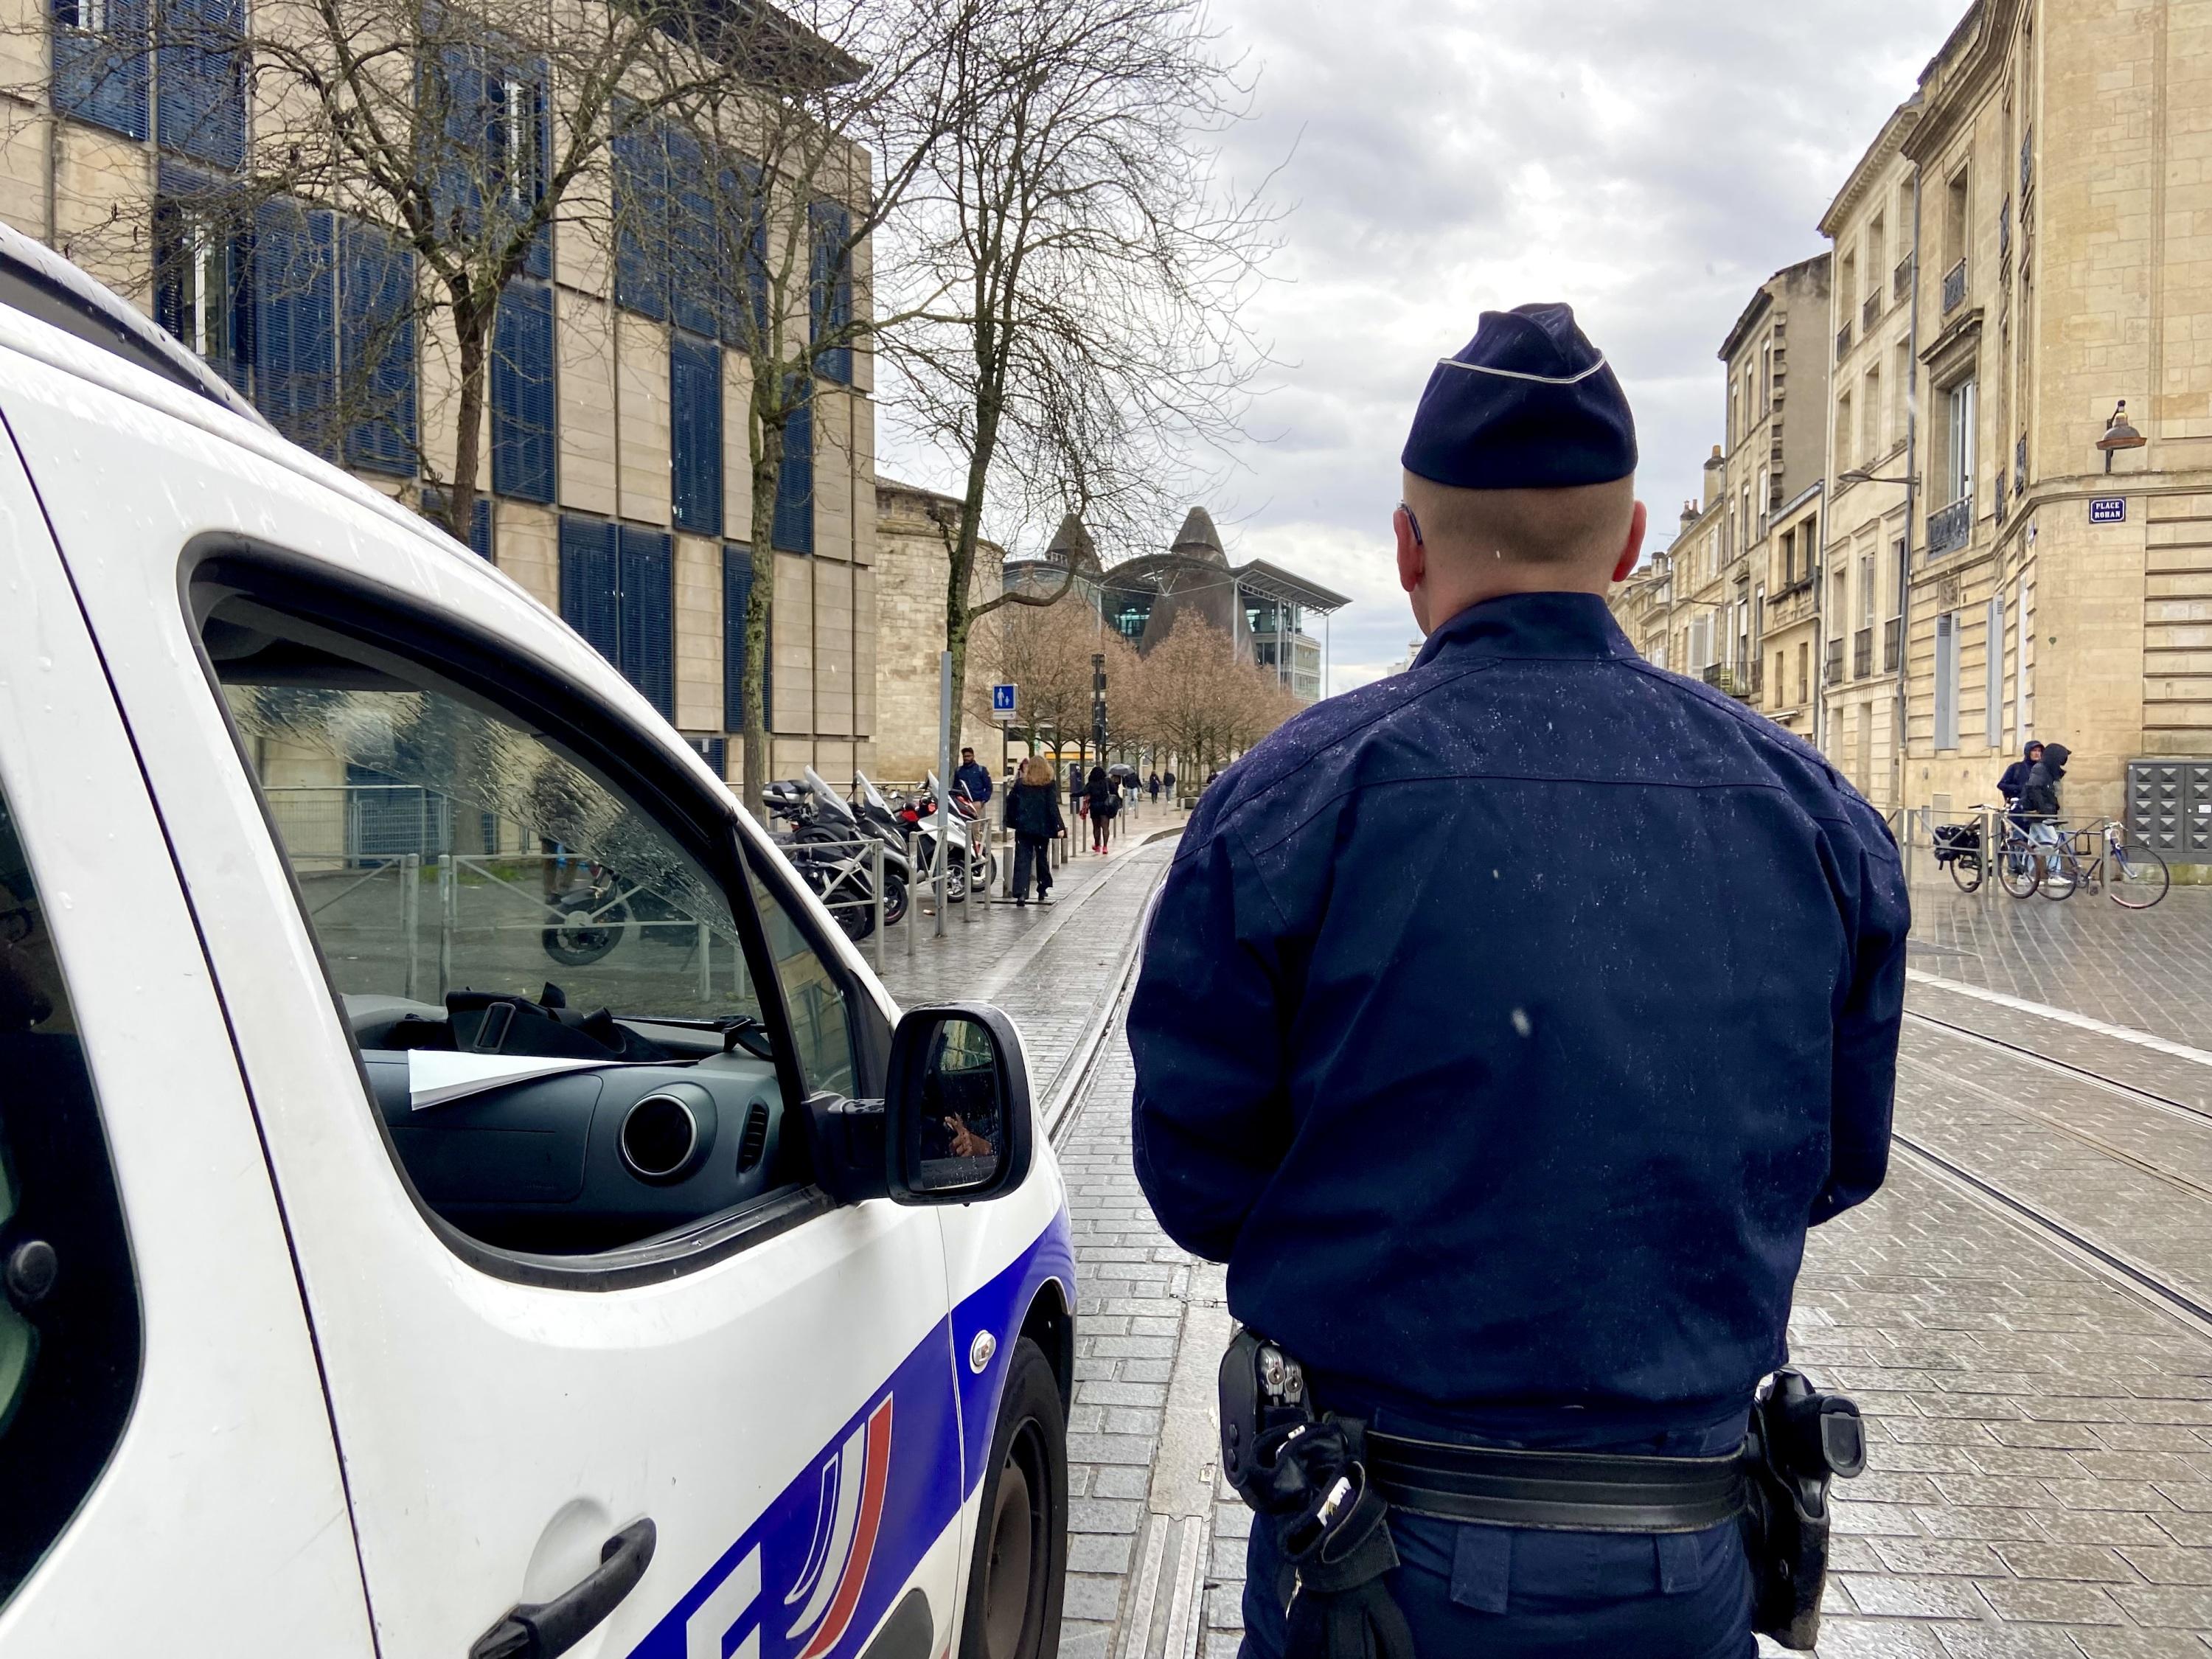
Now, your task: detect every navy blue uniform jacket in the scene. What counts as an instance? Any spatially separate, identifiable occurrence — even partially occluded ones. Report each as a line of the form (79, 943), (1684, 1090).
(1129, 592), (1907, 1433)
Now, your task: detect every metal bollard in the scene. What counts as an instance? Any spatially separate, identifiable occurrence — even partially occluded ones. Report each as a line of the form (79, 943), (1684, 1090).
(698, 920), (712, 1000)
(872, 840), (886, 970)
(960, 829), (973, 925)
(905, 830), (918, 961)
(401, 851), (421, 1001)
(933, 823), (946, 941)
(436, 855), (456, 1000)
(1980, 805), (1996, 903)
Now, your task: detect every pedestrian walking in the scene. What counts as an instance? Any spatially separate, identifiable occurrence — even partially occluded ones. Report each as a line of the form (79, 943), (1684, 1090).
(1083, 765), (1119, 854)
(1162, 768), (1176, 801)
(953, 745), (993, 808)
(1128, 302), (1907, 1659)
(1148, 771), (1162, 802)
(1003, 757), (1065, 905)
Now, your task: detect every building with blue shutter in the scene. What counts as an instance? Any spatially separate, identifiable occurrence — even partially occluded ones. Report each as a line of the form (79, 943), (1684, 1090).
(9, 0), (890, 801)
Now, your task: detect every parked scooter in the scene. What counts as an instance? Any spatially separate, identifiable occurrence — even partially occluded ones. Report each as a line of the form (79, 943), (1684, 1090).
(762, 771), (905, 939)
(897, 771), (995, 902)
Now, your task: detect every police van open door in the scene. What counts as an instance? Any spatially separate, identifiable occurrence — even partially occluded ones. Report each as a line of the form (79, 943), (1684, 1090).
(3, 351), (992, 1659)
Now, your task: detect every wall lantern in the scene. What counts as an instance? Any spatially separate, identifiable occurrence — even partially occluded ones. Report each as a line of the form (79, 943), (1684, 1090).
(2096, 400), (2146, 473)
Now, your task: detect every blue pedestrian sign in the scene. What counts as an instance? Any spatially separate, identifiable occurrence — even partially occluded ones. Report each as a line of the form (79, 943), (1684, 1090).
(2090, 495), (2127, 524)
(991, 682), (1018, 720)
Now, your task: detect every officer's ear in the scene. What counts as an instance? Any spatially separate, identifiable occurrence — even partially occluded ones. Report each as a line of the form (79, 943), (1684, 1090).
(1394, 504), (1425, 597)
(1610, 501), (1648, 585)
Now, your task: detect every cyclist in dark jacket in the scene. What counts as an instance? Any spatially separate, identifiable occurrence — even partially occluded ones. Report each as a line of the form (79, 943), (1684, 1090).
(1004, 757), (1065, 905)
(2022, 742), (2070, 876)
(1997, 742), (2042, 814)
(2023, 742), (2068, 818)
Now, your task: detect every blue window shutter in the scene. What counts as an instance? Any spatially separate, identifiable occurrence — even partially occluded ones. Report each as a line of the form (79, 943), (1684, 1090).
(425, 47), (484, 246)
(719, 159), (769, 349)
(53, 0), (148, 139)
(491, 279), (554, 502)
(156, 164), (250, 389)
(156, 0), (243, 167)
(771, 384), (813, 554)
(559, 515), (619, 664)
(690, 736), (726, 779)
(612, 118), (668, 321)
(809, 201), (853, 384)
(618, 525), (674, 717)
(340, 219), (418, 476)
(252, 201), (337, 455)
(670, 333), (721, 536)
(667, 126), (717, 338)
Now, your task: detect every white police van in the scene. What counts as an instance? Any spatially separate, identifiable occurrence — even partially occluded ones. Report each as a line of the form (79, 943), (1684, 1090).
(0, 226), (1074, 1659)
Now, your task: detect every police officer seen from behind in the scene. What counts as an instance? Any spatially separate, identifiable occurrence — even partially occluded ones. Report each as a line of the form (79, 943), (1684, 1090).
(1129, 305), (1908, 1659)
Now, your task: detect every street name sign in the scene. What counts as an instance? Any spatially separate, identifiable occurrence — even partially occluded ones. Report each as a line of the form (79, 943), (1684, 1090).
(2090, 496), (2127, 524)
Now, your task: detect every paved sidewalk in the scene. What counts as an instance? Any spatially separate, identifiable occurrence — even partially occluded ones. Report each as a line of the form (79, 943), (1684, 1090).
(1907, 878), (2212, 1051)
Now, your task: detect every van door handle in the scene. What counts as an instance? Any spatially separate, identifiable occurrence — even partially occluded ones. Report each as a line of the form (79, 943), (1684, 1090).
(469, 1519), (657, 1659)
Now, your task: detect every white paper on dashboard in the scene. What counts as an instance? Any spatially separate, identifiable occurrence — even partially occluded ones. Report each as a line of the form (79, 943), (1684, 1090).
(408, 1050), (615, 1110)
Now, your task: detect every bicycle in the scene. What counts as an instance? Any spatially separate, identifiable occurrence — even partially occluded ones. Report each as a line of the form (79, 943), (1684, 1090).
(2035, 817), (2170, 908)
(1935, 809), (2043, 897)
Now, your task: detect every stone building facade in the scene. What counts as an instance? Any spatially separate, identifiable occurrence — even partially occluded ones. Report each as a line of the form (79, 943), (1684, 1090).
(1844, 0), (2212, 837)
(872, 477), (1004, 781)
(1817, 100), (1922, 807)
(0, 0), (882, 800)
(1721, 255), (1830, 737)
(1622, 0), (2212, 859)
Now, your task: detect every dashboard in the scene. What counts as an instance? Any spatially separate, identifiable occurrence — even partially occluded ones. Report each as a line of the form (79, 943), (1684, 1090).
(347, 996), (794, 1254)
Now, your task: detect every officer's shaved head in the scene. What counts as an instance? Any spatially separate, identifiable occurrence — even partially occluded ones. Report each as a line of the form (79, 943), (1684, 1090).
(1401, 471), (1637, 569)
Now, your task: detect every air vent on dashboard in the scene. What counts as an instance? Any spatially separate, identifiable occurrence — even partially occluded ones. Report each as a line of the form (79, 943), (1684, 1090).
(736, 1101), (770, 1172)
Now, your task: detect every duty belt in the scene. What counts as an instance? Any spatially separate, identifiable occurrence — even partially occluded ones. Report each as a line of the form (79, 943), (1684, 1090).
(1363, 1431), (1747, 1533)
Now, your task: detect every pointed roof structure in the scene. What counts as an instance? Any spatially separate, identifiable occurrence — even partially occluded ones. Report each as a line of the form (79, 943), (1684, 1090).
(1045, 512), (1102, 573)
(1169, 506), (1228, 564)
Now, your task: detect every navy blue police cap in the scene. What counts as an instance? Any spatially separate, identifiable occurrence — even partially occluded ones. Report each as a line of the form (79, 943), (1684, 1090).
(1401, 303), (1638, 491)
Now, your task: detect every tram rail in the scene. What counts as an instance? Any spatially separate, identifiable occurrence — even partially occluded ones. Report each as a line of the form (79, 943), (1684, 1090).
(1893, 1001), (2212, 1346)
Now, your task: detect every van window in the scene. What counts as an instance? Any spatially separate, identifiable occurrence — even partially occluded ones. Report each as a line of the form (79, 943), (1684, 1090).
(0, 785), (139, 1604)
(200, 587), (863, 1265)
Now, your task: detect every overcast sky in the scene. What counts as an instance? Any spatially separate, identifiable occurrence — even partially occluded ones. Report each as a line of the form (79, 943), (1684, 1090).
(885, 0), (1968, 694)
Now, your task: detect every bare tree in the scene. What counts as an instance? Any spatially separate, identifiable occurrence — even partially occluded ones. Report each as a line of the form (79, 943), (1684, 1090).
(881, 0), (1273, 749)
(1122, 609), (1293, 778)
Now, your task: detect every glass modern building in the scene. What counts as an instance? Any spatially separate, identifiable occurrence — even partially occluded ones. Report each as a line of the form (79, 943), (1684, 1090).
(1006, 506), (1346, 704)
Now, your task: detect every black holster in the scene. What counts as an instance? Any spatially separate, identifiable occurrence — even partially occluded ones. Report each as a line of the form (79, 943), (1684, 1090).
(1220, 1330), (1414, 1659)
(1740, 1369), (1866, 1651)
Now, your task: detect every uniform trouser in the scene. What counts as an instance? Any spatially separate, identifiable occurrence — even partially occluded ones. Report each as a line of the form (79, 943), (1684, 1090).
(1239, 1413), (1754, 1659)
(1012, 832), (1052, 898)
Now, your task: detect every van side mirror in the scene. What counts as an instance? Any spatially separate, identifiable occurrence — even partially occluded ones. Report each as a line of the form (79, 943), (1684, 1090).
(884, 1004), (1032, 1205)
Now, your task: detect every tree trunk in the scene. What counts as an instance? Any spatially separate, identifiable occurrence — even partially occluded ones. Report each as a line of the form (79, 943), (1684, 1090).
(740, 413), (787, 815)
(940, 394), (1002, 771)
(445, 285), (493, 539)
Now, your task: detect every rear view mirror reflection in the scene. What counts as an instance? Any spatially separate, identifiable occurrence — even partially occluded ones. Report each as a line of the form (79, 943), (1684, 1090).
(886, 1005), (1032, 1204)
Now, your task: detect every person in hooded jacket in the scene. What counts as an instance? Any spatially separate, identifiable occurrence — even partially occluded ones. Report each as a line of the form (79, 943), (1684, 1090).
(1004, 757), (1065, 905)
(1084, 765), (1120, 853)
(1997, 742), (2042, 818)
(2022, 742), (2071, 876)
